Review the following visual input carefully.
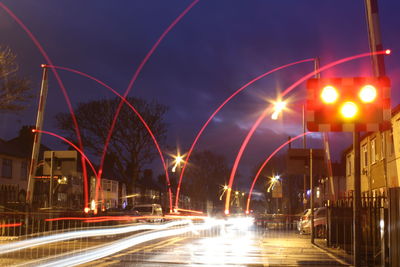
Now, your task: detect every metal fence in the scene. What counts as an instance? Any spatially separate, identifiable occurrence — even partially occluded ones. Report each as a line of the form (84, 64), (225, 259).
(327, 192), (387, 266)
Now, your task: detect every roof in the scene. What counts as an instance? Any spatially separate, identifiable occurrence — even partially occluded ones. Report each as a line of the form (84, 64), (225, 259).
(0, 127), (51, 159)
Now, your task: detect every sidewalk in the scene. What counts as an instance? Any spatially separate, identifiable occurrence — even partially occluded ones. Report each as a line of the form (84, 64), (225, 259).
(259, 230), (352, 266)
(313, 238), (353, 266)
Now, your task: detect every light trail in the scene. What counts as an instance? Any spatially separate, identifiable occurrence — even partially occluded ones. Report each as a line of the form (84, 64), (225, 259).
(20, 219), (223, 267)
(32, 129), (98, 177)
(245, 132), (310, 213)
(224, 49), (391, 214)
(0, 4), (90, 209)
(174, 208), (204, 215)
(44, 214), (209, 223)
(99, 0), (199, 213)
(0, 220), (192, 255)
(0, 223), (22, 228)
(43, 65), (174, 213)
(175, 58), (315, 209)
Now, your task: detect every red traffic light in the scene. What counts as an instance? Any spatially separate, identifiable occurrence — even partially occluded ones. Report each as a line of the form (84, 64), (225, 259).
(306, 77), (390, 132)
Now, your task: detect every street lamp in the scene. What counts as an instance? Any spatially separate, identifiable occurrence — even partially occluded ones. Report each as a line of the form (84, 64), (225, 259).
(267, 175), (280, 193)
(219, 184), (229, 200)
(172, 153), (184, 173)
(271, 100), (287, 120)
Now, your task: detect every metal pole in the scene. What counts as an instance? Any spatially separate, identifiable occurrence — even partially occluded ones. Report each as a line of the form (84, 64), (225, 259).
(364, 0), (386, 77)
(364, 1), (389, 265)
(353, 132), (362, 266)
(310, 148), (314, 244)
(26, 66), (48, 206)
(302, 106), (307, 208)
(49, 151), (54, 208)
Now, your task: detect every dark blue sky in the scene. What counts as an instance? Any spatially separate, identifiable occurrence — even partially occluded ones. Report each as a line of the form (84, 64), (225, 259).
(1, 0), (400, 188)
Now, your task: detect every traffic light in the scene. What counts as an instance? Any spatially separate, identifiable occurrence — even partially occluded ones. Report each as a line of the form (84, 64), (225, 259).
(306, 77), (390, 132)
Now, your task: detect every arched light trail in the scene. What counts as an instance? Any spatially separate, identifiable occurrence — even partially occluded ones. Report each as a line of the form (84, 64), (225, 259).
(32, 129), (98, 178)
(98, 0), (199, 212)
(174, 58), (315, 209)
(0, 4), (90, 209)
(280, 50), (390, 98)
(224, 49), (391, 214)
(224, 107), (271, 215)
(245, 132), (310, 213)
(44, 65), (173, 213)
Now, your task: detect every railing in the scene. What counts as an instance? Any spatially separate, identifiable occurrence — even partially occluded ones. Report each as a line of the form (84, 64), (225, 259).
(327, 192), (387, 266)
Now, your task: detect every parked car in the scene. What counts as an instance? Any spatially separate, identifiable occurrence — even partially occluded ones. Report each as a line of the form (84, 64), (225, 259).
(131, 204), (163, 222)
(298, 209), (311, 233)
(298, 207), (327, 238)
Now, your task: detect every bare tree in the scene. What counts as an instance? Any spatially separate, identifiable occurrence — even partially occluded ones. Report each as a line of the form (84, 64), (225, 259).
(183, 150), (229, 210)
(0, 47), (32, 112)
(55, 97), (168, 193)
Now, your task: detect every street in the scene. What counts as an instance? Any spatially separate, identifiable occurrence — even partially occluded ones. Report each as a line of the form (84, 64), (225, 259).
(79, 227), (349, 267)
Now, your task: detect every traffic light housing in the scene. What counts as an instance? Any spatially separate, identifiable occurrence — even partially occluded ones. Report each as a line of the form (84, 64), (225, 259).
(306, 77), (390, 132)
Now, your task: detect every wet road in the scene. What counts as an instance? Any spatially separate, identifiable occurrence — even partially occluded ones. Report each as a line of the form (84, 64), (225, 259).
(81, 227), (350, 267)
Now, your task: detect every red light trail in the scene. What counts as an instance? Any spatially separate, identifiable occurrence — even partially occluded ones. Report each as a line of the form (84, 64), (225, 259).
(245, 132), (310, 213)
(0, 3), (90, 209)
(99, 0), (199, 213)
(175, 58), (315, 209)
(0, 223), (22, 228)
(32, 129), (98, 177)
(44, 65), (174, 213)
(225, 50), (391, 214)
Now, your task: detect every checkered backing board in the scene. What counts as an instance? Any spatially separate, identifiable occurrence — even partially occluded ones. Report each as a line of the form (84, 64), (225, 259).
(306, 77), (391, 132)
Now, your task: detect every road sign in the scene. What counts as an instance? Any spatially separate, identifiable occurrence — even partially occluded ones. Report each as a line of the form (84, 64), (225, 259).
(306, 77), (390, 132)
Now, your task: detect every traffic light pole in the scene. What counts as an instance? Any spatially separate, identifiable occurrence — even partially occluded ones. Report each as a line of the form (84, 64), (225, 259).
(353, 132), (362, 267)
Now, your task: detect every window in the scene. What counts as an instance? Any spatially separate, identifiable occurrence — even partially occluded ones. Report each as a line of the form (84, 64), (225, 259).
(390, 130), (394, 156)
(371, 138), (376, 164)
(2, 159), (12, 178)
(361, 144), (368, 168)
(21, 161), (28, 180)
(381, 134), (385, 160)
(346, 154), (352, 176)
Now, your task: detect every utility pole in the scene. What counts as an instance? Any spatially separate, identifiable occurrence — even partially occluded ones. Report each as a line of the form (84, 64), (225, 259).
(302, 106), (307, 208)
(364, 1), (389, 266)
(26, 65), (48, 206)
(353, 132), (362, 266)
(310, 148), (315, 244)
(49, 151), (54, 208)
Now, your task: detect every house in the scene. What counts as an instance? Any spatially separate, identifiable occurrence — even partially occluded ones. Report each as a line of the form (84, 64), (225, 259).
(0, 126), (49, 206)
(344, 105), (400, 195)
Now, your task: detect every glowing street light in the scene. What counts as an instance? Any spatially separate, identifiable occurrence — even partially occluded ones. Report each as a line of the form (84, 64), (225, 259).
(219, 184), (229, 200)
(271, 175), (280, 183)
(172, 153), (184, 173)
(267, 175), (280, 193)
(271, 100), (287, 120)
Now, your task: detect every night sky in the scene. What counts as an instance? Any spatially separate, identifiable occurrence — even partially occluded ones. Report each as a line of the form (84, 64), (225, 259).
(1, 0), (400, 189)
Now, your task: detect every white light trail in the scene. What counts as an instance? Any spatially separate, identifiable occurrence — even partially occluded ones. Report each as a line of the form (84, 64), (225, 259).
(0, 220), (191, 255)
(19, 219), (224, 267)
